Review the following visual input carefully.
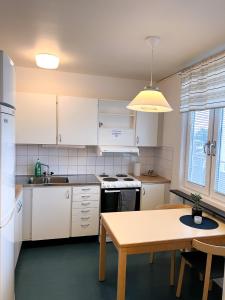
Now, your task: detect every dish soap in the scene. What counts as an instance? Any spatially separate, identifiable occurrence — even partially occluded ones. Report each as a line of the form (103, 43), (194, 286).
(34, 159), (42, 177)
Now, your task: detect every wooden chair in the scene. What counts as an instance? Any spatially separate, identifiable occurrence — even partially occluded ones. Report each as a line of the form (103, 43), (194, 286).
(150, 203), (191, 286)
(176, 239), (225, 300)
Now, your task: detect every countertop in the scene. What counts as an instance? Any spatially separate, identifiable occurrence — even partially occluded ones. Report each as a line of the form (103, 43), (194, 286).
(134, 175), (171, 184)
(16, 174), (101, 187)
(15, 184), (23, 199)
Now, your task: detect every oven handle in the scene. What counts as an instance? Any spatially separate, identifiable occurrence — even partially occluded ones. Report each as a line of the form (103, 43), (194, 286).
(104, 189), (140, 193)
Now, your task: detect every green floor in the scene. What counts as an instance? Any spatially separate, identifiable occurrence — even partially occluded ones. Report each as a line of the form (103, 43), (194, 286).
(15, 240), (222, 300)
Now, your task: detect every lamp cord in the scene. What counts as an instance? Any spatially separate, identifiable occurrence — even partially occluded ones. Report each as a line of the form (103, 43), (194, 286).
(150, 43), (154, 87)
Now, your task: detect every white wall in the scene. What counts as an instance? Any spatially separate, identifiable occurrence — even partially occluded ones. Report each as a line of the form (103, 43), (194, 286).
(15, 66), (145, 100)
(157, 74), (182, 192)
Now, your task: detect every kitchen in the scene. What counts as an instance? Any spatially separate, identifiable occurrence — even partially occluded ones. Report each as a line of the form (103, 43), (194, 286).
(1, 1), (225, 300)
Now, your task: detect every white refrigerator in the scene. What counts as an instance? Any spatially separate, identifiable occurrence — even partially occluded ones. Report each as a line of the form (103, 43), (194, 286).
(0, 51), (16, 300)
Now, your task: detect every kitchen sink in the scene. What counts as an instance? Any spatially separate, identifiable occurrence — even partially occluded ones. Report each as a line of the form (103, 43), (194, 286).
(48, 176), (69, 184)
(28, 176), (69, 185)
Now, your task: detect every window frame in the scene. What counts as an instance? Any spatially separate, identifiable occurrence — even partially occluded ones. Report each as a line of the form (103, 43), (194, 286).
(183, 109), (215, 196)
(210, 108), (225, 202)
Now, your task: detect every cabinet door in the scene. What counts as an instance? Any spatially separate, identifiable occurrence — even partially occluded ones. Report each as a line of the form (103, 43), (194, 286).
(22, 188), (32, 241)
(14, 191), (23, 267)
(58, 96), (98, 145)
(136, 112), (158, 146)
(32, 187), (71, 240)
(140, 184), (165, 210)
(16, 93), (57, 144)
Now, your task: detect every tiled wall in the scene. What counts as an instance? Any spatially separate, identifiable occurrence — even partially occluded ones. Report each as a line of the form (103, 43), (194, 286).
(153, 146), (174, 180)
(16, 145), (155, 176)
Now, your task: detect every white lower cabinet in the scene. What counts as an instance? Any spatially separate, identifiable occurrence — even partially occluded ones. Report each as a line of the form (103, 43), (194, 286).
(22, 185), (100, 241)
(14, 190), (23, 267)
(140, 183), (165, 210)
(22, 188), (32, 241)
(32, 187), (71, 241)
(71, 185), (100, 237)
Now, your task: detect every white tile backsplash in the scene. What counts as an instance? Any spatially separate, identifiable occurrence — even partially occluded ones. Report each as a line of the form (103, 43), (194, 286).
(153, 146), (174, 180)
(15, 145), (156, 176)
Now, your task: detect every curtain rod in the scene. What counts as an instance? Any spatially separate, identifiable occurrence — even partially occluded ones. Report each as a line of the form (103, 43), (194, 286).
(158, 46), (225, 83)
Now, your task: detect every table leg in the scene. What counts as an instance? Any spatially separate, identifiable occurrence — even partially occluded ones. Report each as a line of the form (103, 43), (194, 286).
(99, 221), (106, 281)
(222, 262), (225, 300)
(117, 249), (127, 300)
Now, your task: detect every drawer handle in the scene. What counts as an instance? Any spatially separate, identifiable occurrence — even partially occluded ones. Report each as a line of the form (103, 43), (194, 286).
(81, 209), (90, 213)
(81, 188), (91, 191)
(81, 224), (90, 228)
(81, 217), (90, 220)
(81, 202), (90, 206)
(81, 195), (90, 198)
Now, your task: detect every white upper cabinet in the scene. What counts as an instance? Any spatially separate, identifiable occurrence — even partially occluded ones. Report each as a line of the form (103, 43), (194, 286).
(135, 112), (158, 147)
(57, 96), (98, 146)
(98, 100), (135, 146)
(16, 92), (57, 144)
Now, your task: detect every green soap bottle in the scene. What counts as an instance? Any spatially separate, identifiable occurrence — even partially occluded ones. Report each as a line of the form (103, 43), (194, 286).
(35, 159), (42, 177)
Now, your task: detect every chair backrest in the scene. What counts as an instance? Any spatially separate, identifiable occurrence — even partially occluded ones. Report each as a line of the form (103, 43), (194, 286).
(155, 203), (191, 210)
(192, 239), (225, 257)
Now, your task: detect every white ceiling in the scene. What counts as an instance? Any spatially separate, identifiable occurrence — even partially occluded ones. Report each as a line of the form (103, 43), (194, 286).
(1, 0), (225, 81)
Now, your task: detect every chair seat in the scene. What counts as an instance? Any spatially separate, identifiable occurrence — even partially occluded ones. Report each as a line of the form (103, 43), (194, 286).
(181, 251), (225, 279)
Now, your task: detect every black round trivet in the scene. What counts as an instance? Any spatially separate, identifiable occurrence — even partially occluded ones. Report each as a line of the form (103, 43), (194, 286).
(180, 215), (219, 230)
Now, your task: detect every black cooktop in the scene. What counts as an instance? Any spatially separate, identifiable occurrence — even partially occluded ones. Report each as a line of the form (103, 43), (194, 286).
(123, 178), (134, 181)
(116, 174), (128, 177)
(103, 177), (118, 182)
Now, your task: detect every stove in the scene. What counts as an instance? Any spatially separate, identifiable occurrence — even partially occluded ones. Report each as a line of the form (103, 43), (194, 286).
(97, 174), (141, 189)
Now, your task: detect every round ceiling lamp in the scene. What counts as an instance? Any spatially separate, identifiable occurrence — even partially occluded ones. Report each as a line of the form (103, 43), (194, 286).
(35, 53), (60, 69)
(127, 36), (173, 113)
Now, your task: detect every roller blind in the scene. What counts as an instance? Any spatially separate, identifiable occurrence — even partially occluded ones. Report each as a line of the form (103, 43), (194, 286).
(180, 52), (225, 112)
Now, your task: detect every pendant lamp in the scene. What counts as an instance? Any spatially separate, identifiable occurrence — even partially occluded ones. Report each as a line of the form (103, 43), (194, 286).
(127, 36), (173, 113)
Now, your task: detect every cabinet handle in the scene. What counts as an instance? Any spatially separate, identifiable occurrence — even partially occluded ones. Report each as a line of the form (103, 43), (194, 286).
(136, 136), (139, 145)
(81, 217), (90, 220)
(81, 209), (90, 213)
(81, 202), (90, 206)
(59, 134), (62, 143)
(66, 191), (70, 199)
(142, 187), (145, 196)
(81, 188), (90, 191)
(81, 224), (90, 228)
(81, 195), (90, 198)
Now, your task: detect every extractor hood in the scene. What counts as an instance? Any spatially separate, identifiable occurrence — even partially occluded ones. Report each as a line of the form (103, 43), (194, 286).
(97, 146), (139, 156)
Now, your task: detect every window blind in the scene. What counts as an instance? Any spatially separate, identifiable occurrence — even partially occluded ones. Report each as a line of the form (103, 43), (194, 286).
(215, 108), (225, 195)
(187, 110), (210, 186)
(180, 52), (225, 112)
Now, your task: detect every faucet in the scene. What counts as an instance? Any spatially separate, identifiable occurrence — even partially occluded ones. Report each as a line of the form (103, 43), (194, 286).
(40, 164), (54, 183)
(40, 163), (50, 175)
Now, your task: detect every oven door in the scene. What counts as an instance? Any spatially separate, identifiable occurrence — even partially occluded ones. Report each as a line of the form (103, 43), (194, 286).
(101, 188), (140, 213)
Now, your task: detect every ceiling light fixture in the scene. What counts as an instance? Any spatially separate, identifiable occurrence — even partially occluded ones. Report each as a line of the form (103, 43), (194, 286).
(35, 53), (60, 69)
(127, 36), (172, 113)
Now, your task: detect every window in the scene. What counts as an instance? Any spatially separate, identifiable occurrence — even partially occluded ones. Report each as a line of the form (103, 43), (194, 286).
(215, 108), (225, 195)
(187, 110), (210, 186)
(184, 108), (225, 201)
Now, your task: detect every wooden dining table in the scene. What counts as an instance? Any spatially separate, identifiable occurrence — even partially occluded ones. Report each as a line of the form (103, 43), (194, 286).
(99, 208), (225, 300)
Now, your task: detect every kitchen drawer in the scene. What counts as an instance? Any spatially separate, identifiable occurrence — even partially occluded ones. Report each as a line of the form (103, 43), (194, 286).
(71, 219), (99, 237)
(72, 207), (99, 217)
(73, 193), (99, 202)
(72, 212), (99, 225)
(73, 186), (100, 195)
(72, 200), (99, 209)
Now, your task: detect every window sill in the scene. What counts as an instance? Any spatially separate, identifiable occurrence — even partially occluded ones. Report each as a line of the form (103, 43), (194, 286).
(170, 188), (225, 221)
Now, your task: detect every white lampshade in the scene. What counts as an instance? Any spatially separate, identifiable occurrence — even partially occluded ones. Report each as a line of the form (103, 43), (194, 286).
(127, 87), (173, 112)
(35, 53), (60, 69)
